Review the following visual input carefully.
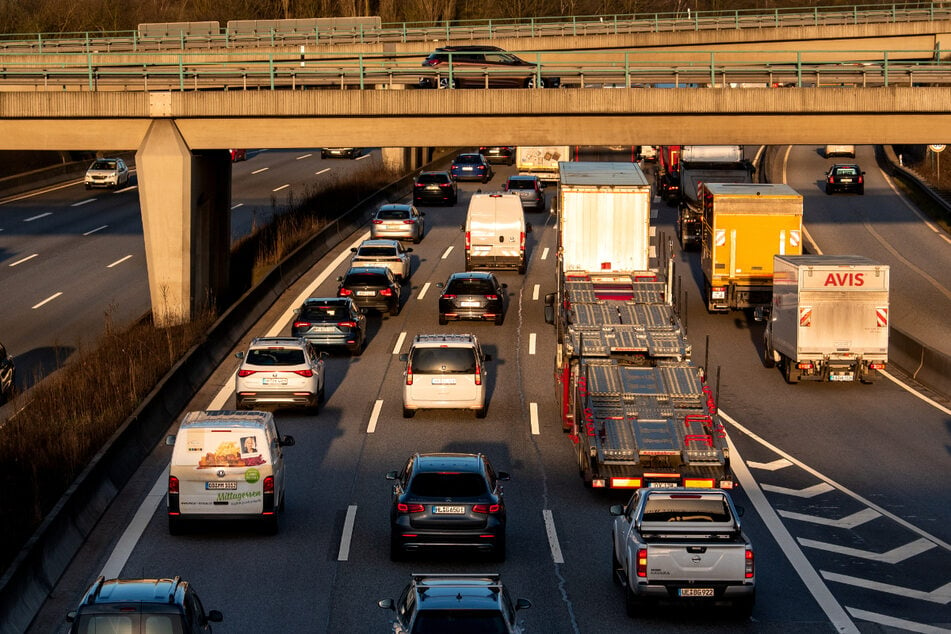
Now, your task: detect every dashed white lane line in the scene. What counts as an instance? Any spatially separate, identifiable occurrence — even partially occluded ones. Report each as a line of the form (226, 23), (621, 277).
(273, 184), (290, 192)
(392, 332), (407, 355)
(529, 333), (536, 355)
(543, 509), (564, 563)
(541, 247), (550, 260)
(32, 292), (62, 309)
(84, 225), (108, 235)
(315, 168), (330, 176)
(355, 154), (369, 161)
(114, 185), (137, 193)
(296, 153), (313, 160)
(251, 167), (269, 174)
(107, 255), (133, 268)
(441, 246), (453, 259)
(530, 402), (539, 435)
(9, 253), (38, 266)
(532, 284), (540, 301)
(71, 199), (96, 207)
(24, 212), (52, 222)
(338, 505), (359, 561)
(417, 282), (431, 300)
(231, 203), (244, 210)
(367, 399), (384, 434)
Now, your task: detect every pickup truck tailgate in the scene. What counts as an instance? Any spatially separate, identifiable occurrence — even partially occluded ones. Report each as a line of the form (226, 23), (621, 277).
(648, 543), (748, 581)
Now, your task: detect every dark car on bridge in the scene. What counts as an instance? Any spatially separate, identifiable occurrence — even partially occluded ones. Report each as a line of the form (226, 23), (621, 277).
(418, 45), (561, 89)
(825, 163), (865, 195)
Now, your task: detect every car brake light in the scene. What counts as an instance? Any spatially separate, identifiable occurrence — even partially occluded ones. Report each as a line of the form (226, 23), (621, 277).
(380, 288), (393, 296)
(745, 549), (755, 578)
(263, 476), (274, 494)
(372, 219), (383, 224)
(168, 475), (179, 494)
(293, 369), (314, 377)
(402, 220), (415, 224)
(857, 175), (864, 183)
(828, 176), (834, 183)
(406, 362), (413, 385)
(474, 361), (482, 386)
(397, 503), (425, 513)
(338, 321), (356, 328)
(485, 294), (498, 300)
(473, 503), (500, 513)
(520, 231), (525, 252)
(339, 288), (353, 296)
(440, 182), (452, 189)
(292, 321), (311, 329)
(238, 369), (257, 377)
(636, 548), (648, 577)
(465, 231), (471, 250)
(442, 294), (456, 300)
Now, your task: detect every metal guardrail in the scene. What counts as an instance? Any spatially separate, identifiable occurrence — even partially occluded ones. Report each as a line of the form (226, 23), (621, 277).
(0, 2), (948, 53)
(0, 49), (948, 92)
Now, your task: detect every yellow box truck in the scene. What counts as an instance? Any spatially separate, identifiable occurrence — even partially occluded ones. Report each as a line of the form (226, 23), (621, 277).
(699, 183), (803, 312)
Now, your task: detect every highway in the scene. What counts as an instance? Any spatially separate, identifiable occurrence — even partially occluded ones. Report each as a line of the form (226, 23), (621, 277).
(22, 146), (951, 633)
(0, 148), (382, 392)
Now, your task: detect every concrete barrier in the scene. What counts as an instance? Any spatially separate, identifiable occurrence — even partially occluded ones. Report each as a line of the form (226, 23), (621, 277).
(0, 151), (456, 634)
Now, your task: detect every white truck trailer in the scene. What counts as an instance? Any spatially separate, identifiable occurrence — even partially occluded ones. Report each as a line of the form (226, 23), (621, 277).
(763, 255), (889, 383)
(516, 146), (570, 182)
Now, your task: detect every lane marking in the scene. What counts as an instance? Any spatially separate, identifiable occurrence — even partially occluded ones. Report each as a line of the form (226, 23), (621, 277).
(99, 471), (168, 579)
(441, 246), (453, 259)
(760, 482), (834, 498)
(747, 458), (793, 471)
(778, 508), (881, 529)
(231, 203), (244, 210)
(367, 399), (384, 434)
(355, 154), (369, 161)
(862, 218), (951, 302)
(251, 167), (269, 174)
(543, 509), (564, 563)
(529, 333), (536, 355)
(417, 282), (430, 300)
(32, 292), (63, 309)
(71, 199), (96, 207)
(273, 184), (290, 192)
(9, 253), (38, 266)
(337, 505), (358, 561)
(881, 369), (951, 415)
(296, 153), (313, 160)
(84, 225), (108, 235)
(541, 247), (549, 260)
(0, 179), (84, 205)
(107, 255), (133, 268)
(392, 332), (406, 355)
(23, 212), (52, 222)
(114, 185), (137, 193)
(846, 607), (951, 633)
(799, 537), (936, 564)
(315, 168), (330, 176)
(532, 284), (539, 301)
(530, 402), (539, 435)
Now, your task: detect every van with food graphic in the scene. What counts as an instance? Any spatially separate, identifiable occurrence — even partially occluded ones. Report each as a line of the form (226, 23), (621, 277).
(166, 410), (295, 535)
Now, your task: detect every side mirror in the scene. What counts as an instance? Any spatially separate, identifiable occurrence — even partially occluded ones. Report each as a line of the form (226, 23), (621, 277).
(526, 222), (533, 233)
(497, 471), (511, 481)
(406, 248), (413, 253)
(336, 276), (344, 282)
(207, 610), (223, 623)
(385, 470), (399, 480)
(435, 282), (445, 288)
(235, 351), (245, 359)
(165, 435), (176, 446)
(501, 283), (508, 289)
(460, 224), (465, 231)
(735, 505), (746, 517)
(350, 247), (357, 253)
(378, 599), (395, 611)
(66, 611), (77, 623)
(293, 308), (301, 315)
(609, 504), (625, 516)
(515, 598), (533, 611)
(280, 435), (295, 447)
(398, 353), (408, 362)
(483, 353), (493, 362)
(544, 292), (555, 325)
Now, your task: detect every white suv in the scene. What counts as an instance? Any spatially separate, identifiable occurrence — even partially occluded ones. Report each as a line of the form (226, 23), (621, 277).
(349, 238), (413, 282)
(235, 337), (327, 413)
(400, 334), (491, 419)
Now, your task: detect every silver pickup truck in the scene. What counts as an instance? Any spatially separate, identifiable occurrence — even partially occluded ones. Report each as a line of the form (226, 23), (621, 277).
(610, 488), (755, 618)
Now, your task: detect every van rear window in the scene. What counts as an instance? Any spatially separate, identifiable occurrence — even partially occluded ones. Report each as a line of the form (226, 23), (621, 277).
(179, 429), (266, 468)
(411, 348), (476, 374)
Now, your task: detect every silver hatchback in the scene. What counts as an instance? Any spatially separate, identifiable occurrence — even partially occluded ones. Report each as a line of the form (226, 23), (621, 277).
(370, 204), (425, 243)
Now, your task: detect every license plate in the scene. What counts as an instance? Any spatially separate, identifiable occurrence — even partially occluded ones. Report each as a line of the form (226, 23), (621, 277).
(712, 290), (726, 299)
(830, 374), (854, 381)
(263, 377), (288, 385)
(432, 377), (457, 385)
(679, 588), (715, 597)
(205, 481), (237, 490)
(462, 166), (473, 171)
(426, 185), (440, 190)
(433, 505), (465, 514)
(356, 290), (375, 296)
(840, 178), (852, 183)
(460, 301), (480, 307)
(648, 481), (678, 488)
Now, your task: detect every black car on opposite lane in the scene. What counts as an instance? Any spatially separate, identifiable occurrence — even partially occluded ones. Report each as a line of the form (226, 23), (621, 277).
(418, 45), (561, 89)
(413, 170), (458, 206)
(337, 266), (402, 316)
(437, 272), (507, 325)
(387, 453), (509, 562)
(825, 163), (865, 194)
(291, 297), (367, 355)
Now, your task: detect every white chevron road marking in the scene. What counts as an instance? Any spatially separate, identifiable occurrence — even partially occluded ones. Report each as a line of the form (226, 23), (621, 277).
(778, 508), (881, 529)
(824, 572), (951, 605)
(747, 458), (793, 471)
(847, 606), (951, 632)
(801, 537), (937, 563)
(761, 482), (834, 498)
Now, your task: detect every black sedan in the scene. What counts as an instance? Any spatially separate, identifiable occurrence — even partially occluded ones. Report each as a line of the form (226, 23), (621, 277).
(480, 146), (516, 165)
(413, 171), (458, 206)
(291, 297), (367, 355)
(336, 266), (401, 317)
(450, 153), (493, 183)
(387, 453), (509, 562)
(418, 46), (560, 89)
(825, 163), (865, 194)
(437, 272), (507, 325)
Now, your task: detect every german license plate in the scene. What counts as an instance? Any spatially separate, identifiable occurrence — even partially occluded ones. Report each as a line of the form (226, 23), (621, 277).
(648, 481), (678, 488)
(432, 377), (457, 385)
(426, 185), (440, 190)
(356, 290), (375, 296)
(433, 505), (465, 514)
(840, 178), (852, 183)
(460, 301), (480, 307)
(679, 588), (715, 597)
(830, 374), (854, 381)
(263, 377), (287, 385)
(205, 481), (237, 490)
(462, 166), (473, 171)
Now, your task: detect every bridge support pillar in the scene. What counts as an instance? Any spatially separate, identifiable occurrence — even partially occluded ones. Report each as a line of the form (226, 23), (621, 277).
(136, 119), (231, 326)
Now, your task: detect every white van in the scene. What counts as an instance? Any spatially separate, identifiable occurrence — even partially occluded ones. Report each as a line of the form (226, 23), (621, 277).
(464, 192), (531, 274)
(166, 410), (295, 535)
(824, 144), (855, 158)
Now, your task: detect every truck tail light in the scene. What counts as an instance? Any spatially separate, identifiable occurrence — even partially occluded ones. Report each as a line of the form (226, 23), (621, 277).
(168, 475), (179, 494)
(745, 549), (755, 578)
(397, 503), (425, 513)
(474, 360), (482, 385)
(636, 548), (648, 578)
(519, 231), (525, 252)
(796, 362), (814, 370)
(263, 476), (275, 494)
(869, 362), (885, 370)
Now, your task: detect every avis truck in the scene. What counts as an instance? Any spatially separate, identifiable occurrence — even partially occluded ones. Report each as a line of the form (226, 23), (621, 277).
(610, 488), (755, 617)
(763, 255), (889, 384)
(700, 182), (803, 312)
(544, 162), (734, 491)
(516, 146), (570, 181)
(676, 146), (755, 250)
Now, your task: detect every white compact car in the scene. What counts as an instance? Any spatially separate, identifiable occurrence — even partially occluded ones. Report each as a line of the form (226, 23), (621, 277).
(350, 239), (413, 282)
(234, 336), (327, 413)
(84, 157), (131, 189)
(400, 334), (491, 419)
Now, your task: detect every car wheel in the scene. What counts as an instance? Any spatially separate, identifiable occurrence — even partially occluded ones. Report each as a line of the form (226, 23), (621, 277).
(438, 77), (456, 89)
(390, 303), (400, 317)
(350, 338), (364, 356)
(85, 184), (91, 190)
(526, 76), (545, 88)
(518, 262), (527, 275)
(318, 382), (326, 404)
(475, 404), (487, 419)
(438, 314), (448, 326)
(612, 547), (623, 585)
(858, 187), (865, 195)
(762, 335), (776, 369)
(450, 194), (458, 205)
(390, 534), (405, 561)
(782, 357), (800, 384)
(491, 535), (506, 562)
(261, 513), (279, 535)
(402, 407), (415, 419)
(168, 516), (184, 536)
(732, 595), (755, 619)
(625, 585), (646, 618)
(481, 175), (489, 184)
(494, 313), (504, 326)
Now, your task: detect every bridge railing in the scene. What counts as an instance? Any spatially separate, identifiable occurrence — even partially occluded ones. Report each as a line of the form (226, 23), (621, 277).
(0, 2), (948, 53)
(0, 48), (948, 92)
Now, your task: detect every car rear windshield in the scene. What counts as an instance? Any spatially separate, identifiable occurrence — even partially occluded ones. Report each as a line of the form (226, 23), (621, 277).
(454, 155), (482, 165)
(300, 305), (348, 321)
(378, 208), (410, 220)
(411, 610), (507, 634)
(642, 496), (732, 523)
(447, 279), (495, 294)
(246, 348), (305, 366)
(410, 347), (476, 373)
(834, 167), (859, 176)
(507, 179), (536, 190)
(344, 273), (387, 287)
(409, 473), (489, 497)
(417, 173), (449, 184)
(356, 247), (397, 257)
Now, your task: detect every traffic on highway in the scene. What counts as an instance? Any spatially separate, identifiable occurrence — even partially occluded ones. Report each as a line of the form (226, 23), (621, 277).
(6, 144), (951, 633)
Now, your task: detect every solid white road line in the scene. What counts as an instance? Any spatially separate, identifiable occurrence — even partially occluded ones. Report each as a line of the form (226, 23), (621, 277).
(84, 225), (108, 235)
(114, 185), (137, 193)
(530, 402), (539, 435)
(32, 292), (62, 309)
(367, 399), (384, 434)
(23, 212), (52, 222)
(338, 505), (359, 561)
(747, 458), (793, 471)
(881, 369), (951, 415)
(71, 199), (95, 207)
(315, 168), (330, 175)
(355, 154), (369, 161)
(99, 471), (168, 579)
(231, 203), (243, 210)
(9, 253), (38, 266)
(392, 332), (406, 355)
(543, 510), (564, 563)
(529, 333), (536, 355)
(107, 255), (133, 268)
(251, 167), (269, 174)
(273, 184), (290, 192)
(417, 282), (431, 300)
(441, 246), (453, 259)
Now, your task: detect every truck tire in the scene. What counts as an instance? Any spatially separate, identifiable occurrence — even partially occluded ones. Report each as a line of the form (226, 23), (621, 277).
(782, 357), (800, 384)
(624, 585), (646, 618)
(611, 547), (623, 586)
(762, 333), (775, 369)
(491, 535), (506, 562)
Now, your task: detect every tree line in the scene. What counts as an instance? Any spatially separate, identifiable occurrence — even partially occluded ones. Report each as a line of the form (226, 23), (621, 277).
(0, 0), (898, 36)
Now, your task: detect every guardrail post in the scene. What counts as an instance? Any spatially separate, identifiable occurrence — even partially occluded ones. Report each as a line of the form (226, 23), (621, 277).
(37, 33), (43, 53)
(572, 16), (577, 36)
(87, 49), (94, 91)
(774, 9), (779, 28)
(84, 31), (90, 54)
(444, 20), (450, 41)
(813, 7), (819, 26)
(883, 51), (889, 87)
(270, 28), (275, 47)
(710, 51), (715, 86)
(359, 54), (365, 90)
(625, 52), (631, 88)
(796, 51), (802, 87)
(179, 54), (184, 91)
(853, 6), (859, 25)
(269, 53), (275, 90)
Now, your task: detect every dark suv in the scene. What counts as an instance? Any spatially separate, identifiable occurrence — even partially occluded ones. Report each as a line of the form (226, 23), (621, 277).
(825, 163), (865, 194)
(419, 45), (561, 89)
(66, 576), (222, 634)
(387, 453), (509, 561)
(413, 170), (458, 206)
(292, 296), (366, 355)
(437, 271), (507, 325)
(379, 573), (532, 633)
(337, 266), (402, 316)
